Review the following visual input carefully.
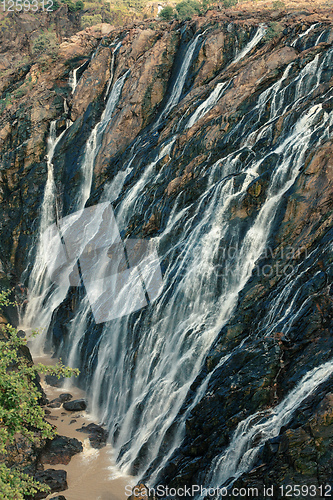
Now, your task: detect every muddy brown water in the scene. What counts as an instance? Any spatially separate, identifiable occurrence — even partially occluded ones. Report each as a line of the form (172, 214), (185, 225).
(34, 355), (135, 500)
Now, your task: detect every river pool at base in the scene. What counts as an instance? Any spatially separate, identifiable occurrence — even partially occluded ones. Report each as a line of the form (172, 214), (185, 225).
(34, 355), (135, 500)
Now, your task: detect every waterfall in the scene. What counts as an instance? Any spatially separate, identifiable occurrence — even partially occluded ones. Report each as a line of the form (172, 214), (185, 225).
(206, 360), (333, 491)
(68, 61), (87, 94)
(21, 72), (128, 351)
(21, 121), (72, 347)
(52, 45), (333, 484)
(291, 23), (319, 47)
(105, 41), (122, 100)
(231, 25), (266, 65)
(75, 70), (129, 210)
(68, 70), (75, 94)
(154, 32), (203, 127)
(186, 82), (229, 129)
(185, 26), (266, 131)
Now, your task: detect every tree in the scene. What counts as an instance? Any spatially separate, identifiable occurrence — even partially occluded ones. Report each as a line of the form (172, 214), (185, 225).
(0, 290), (79, 499)
(75, 0), (84, 10)
(159, 5), (174, 20)
(81, 14), (102, 27)
(175, 0), (202, 20)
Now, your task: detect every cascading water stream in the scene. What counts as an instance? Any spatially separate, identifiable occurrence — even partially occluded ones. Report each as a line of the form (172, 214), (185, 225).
(205, 360), (333, 492)
(76, 70), (129, 210)
(231, 25), (266, 64)
(154, 32), (203, 128)
(186, 82), (229, 129)
(21, 72), (129, 352)
(185, 26), (265, 131)
(105, 41), (122, 99)
(22, 26), (202, 352)
(68, 61), (87, 94)
(21, 120), (72, 346)
(291, 23), (320, 47)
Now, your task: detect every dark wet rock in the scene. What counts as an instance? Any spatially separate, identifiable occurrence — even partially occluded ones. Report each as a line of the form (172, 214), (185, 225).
(39, 436), (83, 465)
(51, 496), (67, 500)
(76, 423), (109, 449)
(48, 393), (73, 408)
(228, 391), (333, 498)
(58, 393), (73, 403)
(33, 469), (68, 499)
(45, 375), (65, 388)
(63, 399), (87, 411)
(48, 400), (62, 408)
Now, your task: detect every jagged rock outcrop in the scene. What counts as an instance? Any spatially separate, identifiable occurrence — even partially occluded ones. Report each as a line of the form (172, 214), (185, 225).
(76, 422), (109, 448)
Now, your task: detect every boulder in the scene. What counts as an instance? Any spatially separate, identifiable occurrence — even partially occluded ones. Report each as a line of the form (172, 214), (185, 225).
(48, 393), (73, 408)
(58, 393), (73, 403)
(63, 399), (87, 411)
(76, 423), (109, 449)
(33, 469), (67, 499)
(40, 436), (83, 465)
(47, 400), (61, 408)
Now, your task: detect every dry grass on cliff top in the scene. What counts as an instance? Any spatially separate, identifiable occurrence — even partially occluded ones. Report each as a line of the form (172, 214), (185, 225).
(227, 0), (333, 14)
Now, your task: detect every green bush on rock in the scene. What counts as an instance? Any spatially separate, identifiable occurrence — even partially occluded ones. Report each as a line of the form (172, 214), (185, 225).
(32, 31), (60, 61)
(265, 21), (284, 40)
(158, 5), (174, 20)
(82, 13), (103, 27)
(0, 290), (79, 499)
(272, 0), (285, 9)
(175, 0), (202, 20)
(222, 0), (237, 7)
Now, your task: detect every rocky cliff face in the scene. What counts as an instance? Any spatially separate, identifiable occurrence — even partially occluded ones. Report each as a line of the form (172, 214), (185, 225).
(1, 5), (333, 497)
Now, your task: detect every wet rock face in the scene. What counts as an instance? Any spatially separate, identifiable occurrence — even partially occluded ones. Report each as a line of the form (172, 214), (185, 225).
(2, 6), (333, 495)
(228, 390), (333, 499)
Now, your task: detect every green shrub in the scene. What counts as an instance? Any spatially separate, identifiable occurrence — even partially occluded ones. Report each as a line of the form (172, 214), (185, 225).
(272, 0), (285, 8)
(14, 87), (27, 98)
(0, 93), (12, 114)
(122, 0), (145, 10)
(32, 31), (59, 60)
(14, 56), (30, 69)
(222, 0), (237, 7)
(265, 21), (284, 40)
(159, 5), (174, 20)
(0, 290), (79, 499)
(75, 0), (84, 9)
(176, 0), (201, 20)
(61, 0), (76, 11)
(50, 0), (60, 10)
(81, 13), (102, 27)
